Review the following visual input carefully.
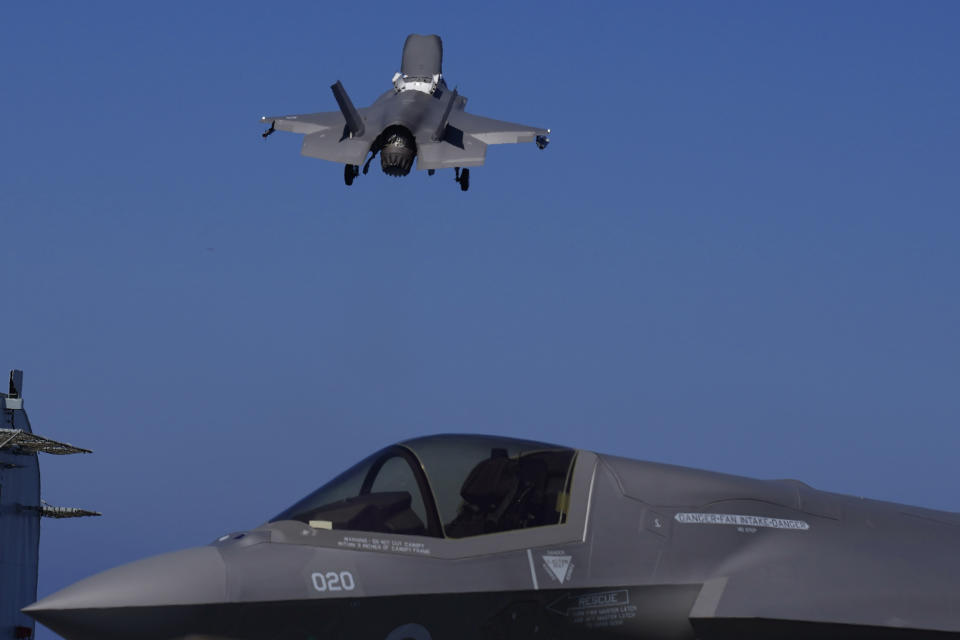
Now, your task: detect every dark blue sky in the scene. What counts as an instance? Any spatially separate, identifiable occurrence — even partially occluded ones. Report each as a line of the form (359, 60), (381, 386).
(3, 3), (958, 634)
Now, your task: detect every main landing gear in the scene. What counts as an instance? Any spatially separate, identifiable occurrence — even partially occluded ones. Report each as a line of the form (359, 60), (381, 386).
(344, 164), (359, 186)
(455, 167), (470, 192)
(362, 150), (377, 175)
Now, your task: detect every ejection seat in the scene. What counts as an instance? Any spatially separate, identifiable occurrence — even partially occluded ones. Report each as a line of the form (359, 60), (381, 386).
(444, 450), (558, 538)
(445, 449), (518, 538)
(500, 455), (550, 531)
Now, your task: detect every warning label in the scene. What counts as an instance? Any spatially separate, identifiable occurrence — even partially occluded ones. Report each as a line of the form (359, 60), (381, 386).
(542, 554), (574, 584)
(337, 535), (431, 555)
(548, 590), (638, 629)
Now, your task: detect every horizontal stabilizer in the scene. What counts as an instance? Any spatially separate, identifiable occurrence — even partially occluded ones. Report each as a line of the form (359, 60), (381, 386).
(417, 132), (487, 170)
(301, 129), (369, 166)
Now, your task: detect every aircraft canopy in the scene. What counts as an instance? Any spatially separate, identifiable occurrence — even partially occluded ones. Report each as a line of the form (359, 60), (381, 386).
(272, 434), (577, 539)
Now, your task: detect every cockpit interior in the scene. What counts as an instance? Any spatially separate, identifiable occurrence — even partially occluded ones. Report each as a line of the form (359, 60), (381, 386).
(272, 435), (577, 539)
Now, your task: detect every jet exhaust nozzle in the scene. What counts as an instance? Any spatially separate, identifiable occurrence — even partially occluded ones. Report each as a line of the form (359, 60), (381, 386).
(379, 126), (417, 176)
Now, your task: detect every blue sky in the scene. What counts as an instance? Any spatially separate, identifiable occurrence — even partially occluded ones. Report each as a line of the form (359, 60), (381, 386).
(2, 2), (958, 634)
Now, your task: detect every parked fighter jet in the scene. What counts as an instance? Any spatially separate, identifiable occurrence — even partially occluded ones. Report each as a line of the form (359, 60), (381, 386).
(25, 433), (960, 639)
(259, 34), (550, 191)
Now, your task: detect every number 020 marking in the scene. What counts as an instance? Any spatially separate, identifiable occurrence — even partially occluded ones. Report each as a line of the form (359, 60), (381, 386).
(312, 571), (356, 592)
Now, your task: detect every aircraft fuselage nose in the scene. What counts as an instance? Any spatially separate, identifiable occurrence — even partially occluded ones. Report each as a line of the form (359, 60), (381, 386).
(24, 545), (227, 640)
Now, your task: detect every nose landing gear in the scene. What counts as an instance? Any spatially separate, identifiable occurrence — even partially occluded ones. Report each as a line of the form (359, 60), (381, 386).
(454, 167), (470, 192)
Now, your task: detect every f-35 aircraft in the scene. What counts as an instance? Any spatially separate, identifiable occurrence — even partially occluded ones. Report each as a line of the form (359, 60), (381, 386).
(259, 34), (550, 191)
(26, 433), (960, 639)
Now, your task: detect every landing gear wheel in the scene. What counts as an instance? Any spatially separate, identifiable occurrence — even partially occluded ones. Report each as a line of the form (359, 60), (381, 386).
(344, 164), (359, 186)
(459, 168), (470, 191)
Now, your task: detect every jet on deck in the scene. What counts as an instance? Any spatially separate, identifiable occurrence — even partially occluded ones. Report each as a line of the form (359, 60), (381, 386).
(26, 433), (960, 639)
(260, 34), (550, 191)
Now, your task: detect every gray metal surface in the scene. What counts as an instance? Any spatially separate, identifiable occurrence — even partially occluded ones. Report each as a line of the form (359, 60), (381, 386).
(401, 34), (443, 77)
(260, 34), (549, 189)
(26, 433), (960, 639)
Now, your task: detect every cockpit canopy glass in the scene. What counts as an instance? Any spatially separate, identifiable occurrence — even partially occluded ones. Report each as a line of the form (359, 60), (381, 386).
(271, 435), (577, 540)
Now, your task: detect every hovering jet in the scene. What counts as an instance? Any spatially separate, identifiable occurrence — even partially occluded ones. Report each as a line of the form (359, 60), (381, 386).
(259, 34), (550, 191)
(25, 433), (960, 639)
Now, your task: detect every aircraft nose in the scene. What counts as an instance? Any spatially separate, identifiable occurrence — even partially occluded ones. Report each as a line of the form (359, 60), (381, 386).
(23, 545), (227, 640)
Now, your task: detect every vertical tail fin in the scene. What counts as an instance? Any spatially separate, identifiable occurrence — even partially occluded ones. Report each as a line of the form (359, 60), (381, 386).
(330, 81), (364, 138)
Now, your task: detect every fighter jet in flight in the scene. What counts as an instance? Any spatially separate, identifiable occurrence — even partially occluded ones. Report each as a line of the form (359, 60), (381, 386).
(25, 433), (960, 639)
(259, 34), (550, 191)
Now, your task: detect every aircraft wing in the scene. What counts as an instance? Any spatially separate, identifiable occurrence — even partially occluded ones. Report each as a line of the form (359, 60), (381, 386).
(260, 111), (345, 136)
(446, 110), (548, 145)
(417, 110), (548, 170)
(260, 112), (370, 166)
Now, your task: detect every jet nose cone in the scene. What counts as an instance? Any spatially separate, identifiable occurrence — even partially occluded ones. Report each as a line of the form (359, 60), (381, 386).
(24, 546), (226, 640)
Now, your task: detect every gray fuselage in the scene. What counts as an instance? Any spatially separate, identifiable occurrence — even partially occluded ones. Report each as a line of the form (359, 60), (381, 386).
(26, 434), (960, 639)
